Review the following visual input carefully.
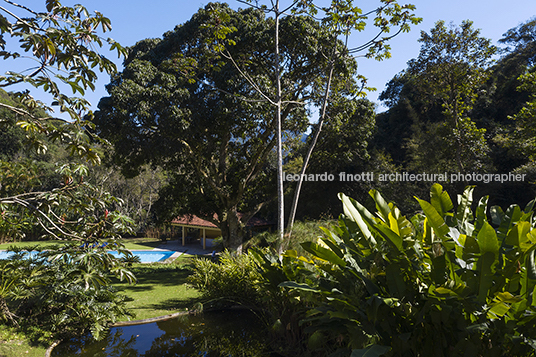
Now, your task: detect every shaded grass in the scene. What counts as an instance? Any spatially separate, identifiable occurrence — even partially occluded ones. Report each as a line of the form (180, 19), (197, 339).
(113, 255), (202, 321)
(0, 326), (47, 357)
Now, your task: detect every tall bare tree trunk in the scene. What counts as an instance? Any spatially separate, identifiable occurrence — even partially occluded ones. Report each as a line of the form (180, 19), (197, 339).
(286, 63), (335, 239)
(274, 0), (285, 253)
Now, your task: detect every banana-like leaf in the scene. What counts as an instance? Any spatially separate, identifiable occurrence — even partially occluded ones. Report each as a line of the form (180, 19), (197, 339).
(416, 198), (450, 240)
(371, 189), (391, 223)
(490, 205), (504, 226)
(456, 186), (475, 226)
(496, 204), (523, 243)
(476, 222), (499, 303)
(340, 193), (376, 245)
(430, 183), (453, 217)
(505, 221), (530, 248)
(477, 221), (499, 256)
(473, 196), (489, 239)
(488, 292), (522, 319)
(301, 241), (347, 267)
(375, 222), (403, 252)
(279, 281), (320, 293)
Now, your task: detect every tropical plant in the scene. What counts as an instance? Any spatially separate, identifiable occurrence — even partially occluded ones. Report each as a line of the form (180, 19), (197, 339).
(278, 184), (536, 356)
(1, 243), (135, 341)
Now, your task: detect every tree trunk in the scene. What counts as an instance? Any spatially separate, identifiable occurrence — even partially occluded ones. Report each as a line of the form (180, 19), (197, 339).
(286, 63), (335, 239)
(221, 208), (244, 253)
(274, 0), (284, 252)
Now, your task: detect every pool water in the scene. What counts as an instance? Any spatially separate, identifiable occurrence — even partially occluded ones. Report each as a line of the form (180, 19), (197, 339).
(0, 250), (174, 263)
(109, 250), (175, 263)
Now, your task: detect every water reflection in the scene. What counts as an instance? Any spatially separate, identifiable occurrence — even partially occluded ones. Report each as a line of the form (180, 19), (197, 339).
(53, 310), (275, 357)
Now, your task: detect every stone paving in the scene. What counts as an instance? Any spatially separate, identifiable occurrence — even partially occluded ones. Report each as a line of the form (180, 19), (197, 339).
(153, 239), (217, 258)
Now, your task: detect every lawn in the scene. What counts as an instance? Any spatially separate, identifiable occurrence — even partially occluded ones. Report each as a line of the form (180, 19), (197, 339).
(0, 237), (164, 251)
(113, 255), (202, 321)
(0, 327), (47, 357)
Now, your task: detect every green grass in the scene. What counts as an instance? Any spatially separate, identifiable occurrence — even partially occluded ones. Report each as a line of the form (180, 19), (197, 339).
(0, 326), (48, 357)
(119, 237), (164, 250)
(0, 237), (164, 251)
(0, 240), (65, 250)
(113, 255), (202, 321)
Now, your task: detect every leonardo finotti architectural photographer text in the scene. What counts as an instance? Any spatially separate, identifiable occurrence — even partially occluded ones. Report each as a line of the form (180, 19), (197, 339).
(283, 172), (527, 184)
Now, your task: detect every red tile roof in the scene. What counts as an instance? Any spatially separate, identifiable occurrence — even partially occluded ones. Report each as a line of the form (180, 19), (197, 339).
(171, 213), (273, 228)
(171, 215), (218, 228)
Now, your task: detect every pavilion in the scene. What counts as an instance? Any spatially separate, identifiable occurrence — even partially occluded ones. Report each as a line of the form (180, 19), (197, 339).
(171, 213), (273, 249)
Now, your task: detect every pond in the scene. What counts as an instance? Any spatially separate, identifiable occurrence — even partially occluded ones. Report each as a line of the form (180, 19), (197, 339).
(52, 309), (279, 357)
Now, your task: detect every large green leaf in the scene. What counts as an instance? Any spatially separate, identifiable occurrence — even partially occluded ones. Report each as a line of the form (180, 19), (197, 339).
(490, 205), (504, 226)
(472, 196), (489, 238)
(496, 204), (523, 244)
(374, 222), (404, 252)
(416, 198), (450, 239)
(456, 186), (475, 227)
(371, 189), (391, 223)
(301, 241), (347, 267)
(279, 281), (319, 293)
(505, 221), (530, 247)
(477, 221), (499, 256)
(475, 222), (499, 303)
(340, 193), (376, 245)
(430, 183), (453, 217)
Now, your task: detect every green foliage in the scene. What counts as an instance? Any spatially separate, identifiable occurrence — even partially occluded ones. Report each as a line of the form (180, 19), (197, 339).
(510, 70), (536, 159)
(244, 220), (333, 255)
(0, 1), (126, 163)
(94, 3), (361, 249)
(0, 243), (135, 341)
(188, 250), (262, 307)
(0, 1), (140, 346)
(276, 185), (536, 356)
(378, 20), (496, 175)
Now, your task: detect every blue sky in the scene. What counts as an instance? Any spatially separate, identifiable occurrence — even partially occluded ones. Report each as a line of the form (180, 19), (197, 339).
(6, 1), (536, 114)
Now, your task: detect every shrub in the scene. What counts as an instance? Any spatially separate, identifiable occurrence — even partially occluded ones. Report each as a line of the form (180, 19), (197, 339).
(188, 250), (262, 307)
(281, 184), (536, 356)
(1, 243), (135, 342)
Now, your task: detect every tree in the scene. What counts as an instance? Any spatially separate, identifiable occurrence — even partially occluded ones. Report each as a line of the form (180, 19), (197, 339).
(0, 0), (137, 338)
(0, 1), (132, 242)
(291, 98), (377, 219)
(94, 4), (358, 250)
(379, 20), (496, 175)
(215, 0), (420, 244)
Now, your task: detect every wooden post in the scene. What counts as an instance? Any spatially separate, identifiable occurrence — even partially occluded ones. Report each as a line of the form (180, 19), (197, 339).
(182, 226), (186, 246)
(202, 228), (206, 250)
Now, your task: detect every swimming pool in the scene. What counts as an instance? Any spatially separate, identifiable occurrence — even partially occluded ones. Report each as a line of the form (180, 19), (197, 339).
(0, 250), (175, 263)
(109, 250), (175, 263)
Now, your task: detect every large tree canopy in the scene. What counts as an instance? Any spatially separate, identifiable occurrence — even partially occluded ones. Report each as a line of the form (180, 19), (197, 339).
(94, 3), (358, 250)
(378, 20), (496, 175)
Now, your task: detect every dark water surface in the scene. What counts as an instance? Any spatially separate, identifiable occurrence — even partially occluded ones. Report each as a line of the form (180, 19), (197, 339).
(52, 309), (276, 357)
